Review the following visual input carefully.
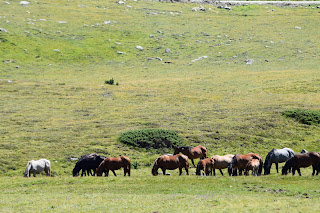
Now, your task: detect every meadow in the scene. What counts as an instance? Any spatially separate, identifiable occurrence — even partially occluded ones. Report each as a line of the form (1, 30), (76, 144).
(0, 0), (320, 212)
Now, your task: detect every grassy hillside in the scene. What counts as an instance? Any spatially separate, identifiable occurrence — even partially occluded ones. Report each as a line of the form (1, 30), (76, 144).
(1, 0), (320, 177)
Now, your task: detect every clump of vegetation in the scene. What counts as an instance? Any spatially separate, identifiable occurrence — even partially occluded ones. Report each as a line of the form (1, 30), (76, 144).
(105, 78), (119, 85)
(119, 129), (183, 150)
(282, 109), (320, 125)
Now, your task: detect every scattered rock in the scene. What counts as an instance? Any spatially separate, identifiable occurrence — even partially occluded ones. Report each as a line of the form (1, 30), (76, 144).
(19, 1), (30, 6)
(136, 46), (144, 51)
(117, 1), (125, 5)
(53, 49), (60, 52)
(58, 21), (67, 24)
(165, 48), (171, 53)
(104, 21), (111, 24)
(295, 26), (302, 30)
(245, 59), (254, 65)
(0, 28), (7, 33)
(191, 56), (208, 63)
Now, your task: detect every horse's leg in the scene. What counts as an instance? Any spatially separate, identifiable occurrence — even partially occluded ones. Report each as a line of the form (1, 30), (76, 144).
(276, 163), (279, 173)
(185, 165), (189, 175)
(191, 159), (195, 167)
(219, 169), (224, 176)
(105, 170), (109, 177)
(292, 168), (295, 176)
(297, 168), (301, 176)
(179, 167), (183, 176)
(213, 169), (216, 176)
(239, 169), (243, 176)
(112, 170), (117, 176)
(162, 168), (166, 175)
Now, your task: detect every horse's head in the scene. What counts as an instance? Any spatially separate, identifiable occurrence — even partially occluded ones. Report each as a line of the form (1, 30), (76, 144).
(152, 159), (159, 176)
(72, 163), (81, 177)
(173, 147), (181, 155)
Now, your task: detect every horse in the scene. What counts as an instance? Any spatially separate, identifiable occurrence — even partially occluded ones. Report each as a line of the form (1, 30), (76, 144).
(24, 159), (51, 177)
(173, 145), (207, 167)
(264, 148), (295, 175)
(228, 153), (263, 176)
(211, 154), (234, 176)
(96, 156), (131, 177)
(244, 159), (260, 176)
(196, 158), (214, 176)
(282, 152), (320, 176)
(72, 153), (105, 177)
(152, 154), (189, 176)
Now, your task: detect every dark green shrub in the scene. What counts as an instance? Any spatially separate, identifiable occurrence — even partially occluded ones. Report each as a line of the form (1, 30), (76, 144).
(105, 78), (114, 85)
(282, 109), (320, 125)
(119, 129), (183, 150)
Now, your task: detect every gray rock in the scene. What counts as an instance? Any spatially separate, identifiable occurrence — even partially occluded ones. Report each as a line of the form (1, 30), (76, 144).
(0, 28), (7, 33)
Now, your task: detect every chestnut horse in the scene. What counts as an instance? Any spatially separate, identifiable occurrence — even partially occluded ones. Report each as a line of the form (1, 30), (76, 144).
(228, 153), (263, 176)
(282, 152), (320, 176)
(211, 154), (234, 176)
(173, 145), (207, 167)
(152, 154), (189, 176)
(244, 159), (260, 176)
(196, 158), (214, 176)
(96, 156), (131, 177)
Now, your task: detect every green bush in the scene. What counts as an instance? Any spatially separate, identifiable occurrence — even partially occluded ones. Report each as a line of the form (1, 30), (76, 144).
(282, 109), (320, 125)
(119, 129), (183, 150)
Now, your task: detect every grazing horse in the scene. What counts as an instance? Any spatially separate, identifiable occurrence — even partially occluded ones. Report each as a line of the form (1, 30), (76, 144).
(228, 153), (263, 176)
(211, 154), (234, 176)
(152, 154), (189, 176)
(173, 145), (207, 167)
(264, 148), (295, 175)
(244, 159), (260, 176)
(282, 152), (320, 176)
(24, 159), (51, 177)
(72, 153), (105, 177)
(196, 158), (214, 176)
(96, 156), (131, 177)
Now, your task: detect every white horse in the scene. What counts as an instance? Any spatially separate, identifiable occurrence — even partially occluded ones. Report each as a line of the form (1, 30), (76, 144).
(24, 159), (51, 177)
(264, 148), (295, 175)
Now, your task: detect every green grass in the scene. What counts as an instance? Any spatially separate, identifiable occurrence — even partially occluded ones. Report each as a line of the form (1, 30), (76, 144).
(1, 168), (320, 212)
(0, 0), (320, 211)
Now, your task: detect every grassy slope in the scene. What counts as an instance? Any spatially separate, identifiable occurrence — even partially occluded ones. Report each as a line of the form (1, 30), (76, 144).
(0, 1), (320, 211)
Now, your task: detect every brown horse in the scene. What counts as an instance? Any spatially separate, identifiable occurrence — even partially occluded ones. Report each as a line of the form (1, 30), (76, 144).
(282, 152), (320, 176)
(152, 154), (189, 176)
(96, 156), (131, 177)
(228, 153), (263, 176)
(196, 158), (214, 176)
(244, 159), (260, 176)
(211, 154), (234, 176)
(173, 145), (207, 167)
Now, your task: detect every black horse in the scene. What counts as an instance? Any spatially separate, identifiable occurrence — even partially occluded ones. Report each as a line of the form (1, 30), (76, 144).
(72, 153), (105, 177)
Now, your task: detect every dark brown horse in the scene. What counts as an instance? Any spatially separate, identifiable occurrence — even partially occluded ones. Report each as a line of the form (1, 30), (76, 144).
(282, 152), (320, 176)
(228, 153), (263, 176)
(173, 145), (207, 167)
(196, 158), (214, 176)
(96, 156), (131, 177)
(152, 154), (189, 176)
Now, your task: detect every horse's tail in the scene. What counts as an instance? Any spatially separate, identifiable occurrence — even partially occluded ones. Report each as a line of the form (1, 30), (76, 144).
(24, 161), (32, 177)
(200, 147), (207, 159)
(196, 160), (201, 175)
(228, 155), (237, 176)
(258, 156), (263, 176)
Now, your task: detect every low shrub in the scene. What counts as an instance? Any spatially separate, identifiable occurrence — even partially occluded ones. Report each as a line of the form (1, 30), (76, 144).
(118, 129), (183, 150)
(282, 109), (320, 125)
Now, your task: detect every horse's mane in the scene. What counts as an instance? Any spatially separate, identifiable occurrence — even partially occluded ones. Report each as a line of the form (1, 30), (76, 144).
(177, 146), (192, 150)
